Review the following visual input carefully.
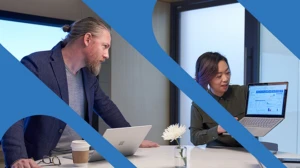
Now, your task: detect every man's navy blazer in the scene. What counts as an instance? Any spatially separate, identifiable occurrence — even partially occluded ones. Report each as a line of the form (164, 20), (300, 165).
(1, 42), (130, 166)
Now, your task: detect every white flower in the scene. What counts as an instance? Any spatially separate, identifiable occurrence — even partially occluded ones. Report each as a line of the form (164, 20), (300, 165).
(162, 123), (186, 142)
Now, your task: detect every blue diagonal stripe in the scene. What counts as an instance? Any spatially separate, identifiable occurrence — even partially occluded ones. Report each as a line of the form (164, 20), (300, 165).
(82, 0), (285, 167)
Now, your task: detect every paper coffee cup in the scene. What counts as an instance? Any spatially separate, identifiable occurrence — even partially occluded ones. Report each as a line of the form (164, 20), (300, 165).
(71, 140), (90, 167)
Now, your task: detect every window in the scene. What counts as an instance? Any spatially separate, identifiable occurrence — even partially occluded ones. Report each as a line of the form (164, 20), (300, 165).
(259, 24), (299, 154)
(0, 19), (67, 61)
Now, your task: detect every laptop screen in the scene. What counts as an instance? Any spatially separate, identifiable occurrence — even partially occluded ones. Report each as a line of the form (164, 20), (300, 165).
(246, 83), (288, 117)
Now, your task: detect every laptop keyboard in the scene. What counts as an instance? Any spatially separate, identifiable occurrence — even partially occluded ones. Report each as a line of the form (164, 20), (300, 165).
(240, 118), (281, 128)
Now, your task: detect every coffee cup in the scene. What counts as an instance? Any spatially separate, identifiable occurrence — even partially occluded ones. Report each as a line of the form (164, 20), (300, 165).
(71, 140), (90, 167)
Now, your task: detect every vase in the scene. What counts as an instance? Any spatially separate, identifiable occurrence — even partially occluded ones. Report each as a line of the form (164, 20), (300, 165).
(174, 145), (187, 168)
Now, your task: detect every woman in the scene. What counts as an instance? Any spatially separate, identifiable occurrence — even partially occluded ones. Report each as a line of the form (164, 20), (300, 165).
(190, 52), (247, 147)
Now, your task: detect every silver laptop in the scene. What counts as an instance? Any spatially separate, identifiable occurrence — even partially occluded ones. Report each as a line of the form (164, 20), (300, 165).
(63, 125), (152, 162)
(239, 82), (288, 137)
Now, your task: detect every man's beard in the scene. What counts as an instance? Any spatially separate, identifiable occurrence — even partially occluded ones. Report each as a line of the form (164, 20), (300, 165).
(87, 60), (101, 76)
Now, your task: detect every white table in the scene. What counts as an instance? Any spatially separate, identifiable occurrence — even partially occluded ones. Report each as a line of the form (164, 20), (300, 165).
(37, 145), (300, 168)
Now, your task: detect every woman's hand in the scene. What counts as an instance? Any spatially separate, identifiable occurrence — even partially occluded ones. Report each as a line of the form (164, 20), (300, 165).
(217, 117), (238, 134)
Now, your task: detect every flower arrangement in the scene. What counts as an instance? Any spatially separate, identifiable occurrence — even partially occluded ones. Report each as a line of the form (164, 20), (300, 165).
(162, 124), (187, 167)
(162, 123), (186, 143)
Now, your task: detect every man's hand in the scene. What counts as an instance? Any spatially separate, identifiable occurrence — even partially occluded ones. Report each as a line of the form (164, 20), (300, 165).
(139, 140), (160, 148)
(12, 158), (41, 168)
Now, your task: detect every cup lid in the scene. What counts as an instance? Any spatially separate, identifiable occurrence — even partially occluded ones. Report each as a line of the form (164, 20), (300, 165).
(71, 140), (90, 148)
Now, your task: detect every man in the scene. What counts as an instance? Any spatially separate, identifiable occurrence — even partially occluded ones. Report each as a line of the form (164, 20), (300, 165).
(1, 17), (159, 168)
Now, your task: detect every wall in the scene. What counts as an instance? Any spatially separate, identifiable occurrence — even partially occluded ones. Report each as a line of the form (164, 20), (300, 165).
(110, 1), (170, 145)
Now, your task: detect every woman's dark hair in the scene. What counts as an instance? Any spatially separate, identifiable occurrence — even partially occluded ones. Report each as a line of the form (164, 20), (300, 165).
(195, 52), (229, 89)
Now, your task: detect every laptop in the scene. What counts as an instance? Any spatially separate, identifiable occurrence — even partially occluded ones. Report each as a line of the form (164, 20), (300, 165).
(63, 125), (152, 162)
(239, 82), (288, 137)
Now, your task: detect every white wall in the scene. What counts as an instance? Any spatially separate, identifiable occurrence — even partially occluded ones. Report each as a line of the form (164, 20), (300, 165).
(110, 1), (170, 145)
(0, 0), (170, 145)
(259, 24), (299, 154)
